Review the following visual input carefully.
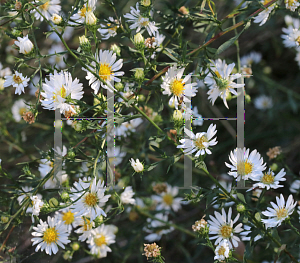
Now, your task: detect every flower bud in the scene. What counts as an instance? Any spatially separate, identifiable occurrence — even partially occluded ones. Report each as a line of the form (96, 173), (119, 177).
(270, 163), (278, 172)
(72, 242), (80, 251)
(85, 11), (97, 25)
(173, 110), (183, 121)
(134, 33), (144, 49)
(49, 197), (59, 208)
(61, 191), (69, 201)
(15, 35), (34, 55)
(141, 0), (151, 6)
(94, 215), (104, 226)
(237, 203), (246, 213)
(79, 35), (88, 45)
(134, 68), (144, 81)
(1, 216), (9, 223)
(110, 44), (121, 56)
(51, 14), (62, 25)
(245, 94), (251, 103)
(130, 158), (144, 173)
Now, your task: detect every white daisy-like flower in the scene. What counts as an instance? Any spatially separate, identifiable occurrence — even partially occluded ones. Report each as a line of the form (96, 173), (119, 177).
(98, 17), (119, 39)
(177, 124), (218, 157)
(56, 207), (81, 233)
(285, 0), (300, 11)
(70, 177), (111, 220)
(225, 147), (266, 181)
(48, 44), (67, 69)
(262, 194), (296, 228)
(290, 179), (300, 193)
(240, 51), (262, 66)
(281, 27), (300, 49)
(152, 183), (182, 212)
(130, 158), (144, 173)
(82, 49), (124, 94)
(70, 2), (95, 24)
(40, 71), (84, 115)
(115, 117), (143, 137)
(120, 186), (136, 205)
(208, 207), (243, 249)
(254, 95), (273, 110)
(191, 106), (203, 126)
(161, 65), (198, 109)
(253, 0), (276, 26)
(30, 195), (44, 217)
(204, 59), (244, 109)
(249, 168), (286, 190)
(143, 213), (174, 242)
(31, 216), (70, 255)
(4, 71), (29, 95)
(14, 35), (34, 55)
(214, 239), (230, 261)
(11, 99), (28, 122)
(87, 224), (116, 258)
(31, 0), (61, 22)
(74, 216), (95, 242)
(124, 2), (159, 36)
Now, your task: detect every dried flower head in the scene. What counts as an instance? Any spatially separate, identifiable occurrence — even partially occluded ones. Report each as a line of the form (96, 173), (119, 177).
(192, 218), (207, 232)
(22, 111), (35, 124)
(143, 243), (161, 260)
(35, 89), (43, 101)
(152, 183), (167, 194)
(266, 146), (282, 160)
(178, 6), (189, 15)
(15, 1), (22, 10)
(144, 37), (156, 48)
(64, 105), (77, 118)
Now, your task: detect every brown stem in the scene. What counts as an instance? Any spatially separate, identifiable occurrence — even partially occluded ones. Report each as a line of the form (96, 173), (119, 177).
(0, 226), (15, 252)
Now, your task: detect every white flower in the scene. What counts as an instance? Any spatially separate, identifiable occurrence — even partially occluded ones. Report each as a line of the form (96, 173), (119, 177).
(48, 44), (67, 69)
(130, 158), (144, 173)
(290, 179), (300, 193)
(253, 0), (275, 26)
(143, 213), (174, 242)
(240, 51), (262, 66)
(98, 17), (119, 39)
(124, 2), (158, 36)
(214, 239), (230, 261)
(31, 216), (70, 255)
(204, 59), (244, 109)
(74, 216), (95, 242)
(0, 62), (12, 78)
(14, 35), (34, 55)
(82, 49), (124, 94)
(115, 117), (143, 137)
(225, 147), (266, 181)
(151, 183), (182, 212)
(120, 186), (136, 205)
(11, 99), (28, 122)
(208, 207), (243, 249)
(282, 27), (300, 49)
(262, 194), (296, 228)
(51, 13), (62, 24)
(30, 195), (44, 217)
(254, 95), (273, 110)
(249, 168), (286, 190)
(177, 124), (218, 157)
(211, 178), (236, 209)
(161, 65), (198, 109)
(56, 207), (81, 233)
(31, 0), (61, 21)
(4, 71), (29, 95)
(85, 10), (97, 25)
(70, 177), (111, 220)
(87, 224), (116, 258)
(285, 0), (300, 11)
(40, 71), (84, 115)
(191, 106), (203, 126)
(70, 2), (95, 24)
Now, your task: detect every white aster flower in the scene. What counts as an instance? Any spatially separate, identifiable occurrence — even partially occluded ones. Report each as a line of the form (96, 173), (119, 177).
(130, 158), (144, 173)
(87, 224), (116, 258)
(225, 147), (266, 181)
(152, 183), (182, 212)
(214, 239), (230, 261)
(281, 27), (300, 49)
(249, 168), (286, 190)
(82, 49), (124, 94)
(85, 10), (97, 25)
(204, 59), (244, 109)
(4, 71), (29, 95)
(40, 71), (84, 115)
(48, 44), (67, 69)
(177, 124), (218, 157)
(161, 65), (198, 109)
(30, 195), (44, 218)
(124, 2), (159, 36)
(70, 177), (111, 220)
(74, 216), (95, 242)
(51, 13), (62, 24)
(31, 216), (70, 255)
(191, 106), (203, 126)
(56, 207), (81, 233)
(120, 186), (136, 205)
(290, 179), (300, 193)
(208, 207), (243, 249)
(254, 95), (273, 110)
(285, 0), (300, 11)
(14, 35), (34, 55)
(11, 99), (28, 122)
(262, 194), (296, 228)
(240, 51), (262, 66)
(253, 0), (276, 26)
(98, 17), (119, 39)
(70, 2), (95, 24)
(32, 0), (61, 21)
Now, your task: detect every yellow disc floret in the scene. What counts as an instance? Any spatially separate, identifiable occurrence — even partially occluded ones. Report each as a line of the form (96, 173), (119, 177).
(219, 225), (232, 239)
(84, 192), (98, 207)
(170, 79), (184, 96)
(62, 211), (75, 225)
(43, 227), (58, 244)
(195, 135), (208, 150)
(94, 235), (106, 247)
(99, 63), (112, 81)
(163, 194), (173, 206)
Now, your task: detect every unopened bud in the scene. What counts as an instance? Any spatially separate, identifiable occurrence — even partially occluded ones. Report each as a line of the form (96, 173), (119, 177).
(270, 163), (278, 172)
(49, 198), (59, 208)
(237, 203), (246, 213)
(72, 242), (80, 251)
(173, 110), (183, 121)
(115, 82), (123, 91)
(141, 0), (151, 7)
(85, 11), (97, 25)
(110, 44), (121, 56)
(134, 68), (144, 81)
(51, 14), (62, 25)
(61, 191), (69, 201)
(134, 33), (144, 49)
(1, 216), (9, 223)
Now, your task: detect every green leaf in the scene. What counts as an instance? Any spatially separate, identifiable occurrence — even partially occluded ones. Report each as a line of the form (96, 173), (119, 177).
(237, 192), (246, 203)
(167, 154), (182, 173)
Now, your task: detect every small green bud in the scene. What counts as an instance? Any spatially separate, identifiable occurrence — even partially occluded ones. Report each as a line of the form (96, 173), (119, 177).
(141, 0), (151, 6)
(94, 215), (104, 226)
(49, 198), (59, 208)
(153, 114), (162, 123)
(12, 29), (22, 38)
(115, 82), (124, 91)
(110, 44), (121, 56)
(173, 110), (183, 121)
(1, 216), (9, 223)
(67, 150), (76, 159)
(270, 163), (278, 172)
(79, 35), (91, 52)
(237, 203), (246, 213)
(133, 33), (144, 49)
(134, 68), (144, 81)
(138, 94), (145, 101)
(72, 242), (80, 251)
(245, 94), (251, 103)
(263, 66), (272, 75)
(61, 191), (69, 201)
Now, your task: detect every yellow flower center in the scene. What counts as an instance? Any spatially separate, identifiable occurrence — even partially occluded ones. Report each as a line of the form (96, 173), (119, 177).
(261, 172), (275, 185)
(53, 86), (67, 100)
(19, 107), (26, 116)
(43, 227), (58, 244)
(62, 210), (75, 225)
(237, 160), (253, 176)
(82, 217), (92, 231)
(163, 194), (173, 205)
(40, 1), (50, 11)
(276, 208), (288, 219)
(217, 246), (226, 256)
(13, 75), (23, 84)
(195, 135), (208, 150)
(296, 36), (300, 45)
(94, 235), (106, 247)
(80, 5), (92, 17)
(287, 0), (296, 6)
(84, 192), (98, 207)
(99, 63), (112, 81)
(138, 16), (149, 27)
(220, 225), (232, 239)
(170, 79), (184, 96)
